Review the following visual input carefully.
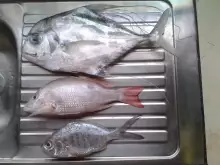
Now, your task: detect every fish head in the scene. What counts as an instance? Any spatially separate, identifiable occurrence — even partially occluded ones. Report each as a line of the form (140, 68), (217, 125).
(23, 89), (55, 116)
(42, 138), (69, 158)
(22, 31), (51, 63)
(42, 132), (82, 158)
(22, 30), (59, 66)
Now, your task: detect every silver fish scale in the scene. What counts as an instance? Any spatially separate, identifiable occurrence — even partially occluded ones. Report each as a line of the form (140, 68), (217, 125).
(19, 2), (178, 159)
(52, 122), (109, 154)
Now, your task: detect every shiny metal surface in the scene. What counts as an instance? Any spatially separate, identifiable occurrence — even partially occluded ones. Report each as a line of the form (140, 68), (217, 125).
(0, 1), (206, 165)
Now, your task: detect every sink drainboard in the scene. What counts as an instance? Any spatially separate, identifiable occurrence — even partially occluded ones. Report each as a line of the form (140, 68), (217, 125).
(19, 8), (177, 158)
(0, 1), (206, 165)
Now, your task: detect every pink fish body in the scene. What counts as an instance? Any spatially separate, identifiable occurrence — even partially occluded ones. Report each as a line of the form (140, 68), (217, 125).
(23, 77), (144, 116)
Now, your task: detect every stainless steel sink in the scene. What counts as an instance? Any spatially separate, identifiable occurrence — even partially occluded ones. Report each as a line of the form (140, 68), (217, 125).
(0, 1), (206, 165)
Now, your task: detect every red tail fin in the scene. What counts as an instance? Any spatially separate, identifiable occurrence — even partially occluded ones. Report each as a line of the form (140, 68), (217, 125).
(121, 87), (144, 108)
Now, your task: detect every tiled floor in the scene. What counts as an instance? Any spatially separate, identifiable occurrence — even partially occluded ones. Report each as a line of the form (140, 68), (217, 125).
(197, 0), (220, 164)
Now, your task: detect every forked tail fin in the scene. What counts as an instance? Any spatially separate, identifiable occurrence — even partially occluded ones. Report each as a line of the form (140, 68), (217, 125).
(119, 87), (144, 108)
(149, 8), (171, 37)
(108, 115), (144, 141)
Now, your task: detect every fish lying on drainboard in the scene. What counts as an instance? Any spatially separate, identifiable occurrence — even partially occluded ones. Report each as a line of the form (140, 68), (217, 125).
(23, 77), (144, 117)
(42, 115), (143, 158)
(22, 4), (170, 77)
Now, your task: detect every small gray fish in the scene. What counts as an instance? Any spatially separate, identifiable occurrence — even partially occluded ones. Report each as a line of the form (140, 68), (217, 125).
(42, 115), (143, 158)
(23, 77), (144, 116)
(22, 4), (170, 77)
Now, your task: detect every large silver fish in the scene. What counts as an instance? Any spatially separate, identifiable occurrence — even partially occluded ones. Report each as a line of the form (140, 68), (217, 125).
(23, 77), (144, 116)
(22, 4), (170, 77)
(42, 115), (143, 158)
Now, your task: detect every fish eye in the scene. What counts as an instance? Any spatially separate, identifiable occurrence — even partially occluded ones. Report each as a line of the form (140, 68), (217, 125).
(46, 142), (52, 147)
(44, 140), (54, 150)
(33, 95), (36, 99)
(29, 33), (42, 45)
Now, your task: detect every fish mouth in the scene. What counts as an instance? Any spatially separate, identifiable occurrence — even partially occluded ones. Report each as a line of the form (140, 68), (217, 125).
(23, 105), (33, 113)
(23, 52), (38, 57)
(23, 107), (40, 117)
(23, 103), (37, 112)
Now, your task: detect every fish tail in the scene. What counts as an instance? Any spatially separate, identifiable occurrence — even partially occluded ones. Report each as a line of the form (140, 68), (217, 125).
(108, 115), (144, 140)
(119, 87), (144, 108)
(149, 9), (170, 37)
(137, 8), (170, 46)
(143, 8), (175, 54)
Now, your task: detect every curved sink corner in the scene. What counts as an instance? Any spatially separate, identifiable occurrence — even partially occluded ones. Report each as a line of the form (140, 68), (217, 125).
(0, 14), (19, 158)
